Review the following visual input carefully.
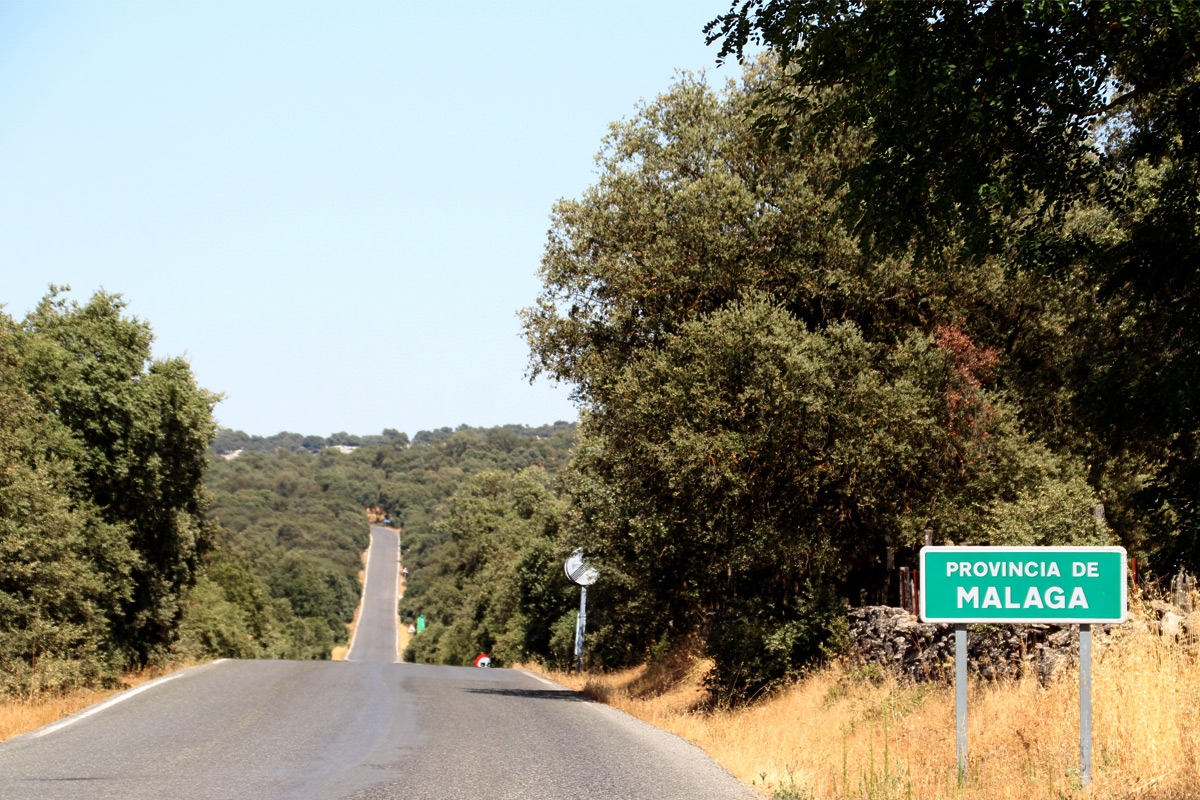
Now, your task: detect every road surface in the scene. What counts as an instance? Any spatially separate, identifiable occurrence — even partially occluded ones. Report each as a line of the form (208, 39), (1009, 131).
(346, 526), (401, 663)
(0, 527), (752, 800)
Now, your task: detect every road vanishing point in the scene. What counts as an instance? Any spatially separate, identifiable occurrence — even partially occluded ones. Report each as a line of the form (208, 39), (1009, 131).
(0, 526), (752, 800)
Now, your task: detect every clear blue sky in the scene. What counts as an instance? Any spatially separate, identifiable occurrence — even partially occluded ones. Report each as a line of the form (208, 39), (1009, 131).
(1, 1), (744, 438)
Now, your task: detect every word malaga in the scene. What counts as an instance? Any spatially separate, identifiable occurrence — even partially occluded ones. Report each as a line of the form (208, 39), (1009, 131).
(947, 560), (1103, 610)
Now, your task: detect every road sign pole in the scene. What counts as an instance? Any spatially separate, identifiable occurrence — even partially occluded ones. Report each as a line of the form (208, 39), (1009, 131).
(575, 585), (587, 674)
(921, 546), (1125, 786)
(564, 548), (597, 675)
(955, 623), (968, 781)
(1080, 623), (1093, 786)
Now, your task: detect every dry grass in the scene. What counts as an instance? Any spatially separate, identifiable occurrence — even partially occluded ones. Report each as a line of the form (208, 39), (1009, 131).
(397, 567), (411, 659)
(332, 546), (372, 661)
(330, 609), (359, 661)
(528, 609), (1200, 799)
(0, 662), (191, 744)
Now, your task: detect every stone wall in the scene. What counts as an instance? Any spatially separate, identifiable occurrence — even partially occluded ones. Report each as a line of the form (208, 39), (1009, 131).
(847, 572), (1200, 684)
(843, 604), (1199, 684)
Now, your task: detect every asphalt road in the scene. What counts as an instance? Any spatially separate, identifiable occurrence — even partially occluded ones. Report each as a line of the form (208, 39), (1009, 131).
(0, 527), (753, 800)
(346, 526), (401, 664)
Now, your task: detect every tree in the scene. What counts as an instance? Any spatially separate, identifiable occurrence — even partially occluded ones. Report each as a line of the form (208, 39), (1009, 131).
(18, 289), (219, 664)
(524, 67), (1107, 699)
(705, 0), (1200, 572)
(705, 1), (1200, 253)
(0, 320), (137, 693)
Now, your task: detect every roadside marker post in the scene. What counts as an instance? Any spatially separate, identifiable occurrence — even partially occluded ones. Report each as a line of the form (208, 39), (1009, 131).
(920, 546), (1127, 785)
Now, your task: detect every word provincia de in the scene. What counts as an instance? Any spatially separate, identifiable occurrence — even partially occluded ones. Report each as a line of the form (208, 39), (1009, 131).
(946, 559), (1103, 610)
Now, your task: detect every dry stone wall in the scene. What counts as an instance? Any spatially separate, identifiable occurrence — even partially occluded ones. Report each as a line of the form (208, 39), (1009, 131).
(846, 574), (1199, 684)
(844, 605), (1172, 684)
(846, 606), (1086, 683)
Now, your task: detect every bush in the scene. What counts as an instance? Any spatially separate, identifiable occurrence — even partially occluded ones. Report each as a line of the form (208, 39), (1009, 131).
(705, 585), (848, 705)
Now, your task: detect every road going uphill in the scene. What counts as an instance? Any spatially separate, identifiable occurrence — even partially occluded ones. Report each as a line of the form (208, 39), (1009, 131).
(0, 526), (752, 799)
(346, 525), (401, 664)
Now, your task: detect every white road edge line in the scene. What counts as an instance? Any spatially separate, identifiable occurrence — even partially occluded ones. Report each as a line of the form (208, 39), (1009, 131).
(394, 527), (402, 664)
(32, 659), (229, 739)
(520, 669), (563, 689)
(345, 528), (376, 662)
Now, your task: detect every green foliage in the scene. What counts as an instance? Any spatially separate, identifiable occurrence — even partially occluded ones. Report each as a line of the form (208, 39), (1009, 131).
(0, 289), (215, 692)
(18, 289), (219, 663)
(706, 1), (1200, 255)
(706, 2), (1200, 575)
(0, 360), (134, 692)
(363, 422), (575, 577)
(175, 576), (258, 660)
(192, 450), (371, 659)
(524, 64), (1115, 700)
(193, 423), (577, 664)
(706, 585), (848, 706)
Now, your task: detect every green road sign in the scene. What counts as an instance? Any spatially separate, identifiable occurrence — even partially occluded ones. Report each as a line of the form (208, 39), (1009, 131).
(920, 546), (1127, 624)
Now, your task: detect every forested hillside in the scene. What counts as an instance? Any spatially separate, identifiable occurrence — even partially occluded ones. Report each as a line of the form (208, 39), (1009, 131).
(176, 450), (370, 660)
(188, 423), (577, 666)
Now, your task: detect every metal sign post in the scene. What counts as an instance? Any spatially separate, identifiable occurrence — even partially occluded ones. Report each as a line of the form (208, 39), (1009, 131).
(564, 549), (598, 675)
(574, 585), (587, 674)
(1080, 623), (1093, 784)
(921, 546), (1126, 785)
(955, 622), (967, 780)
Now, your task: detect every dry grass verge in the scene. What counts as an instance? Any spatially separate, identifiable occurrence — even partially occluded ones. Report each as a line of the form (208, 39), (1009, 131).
(527, 612), (1200, 799)
(332, 545), (372, 661)
(0, 662), (193, 744)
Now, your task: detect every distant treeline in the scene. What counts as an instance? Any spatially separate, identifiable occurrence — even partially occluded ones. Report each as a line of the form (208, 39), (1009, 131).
(211, 428), (406, 455)
(210, 423), (572, 456)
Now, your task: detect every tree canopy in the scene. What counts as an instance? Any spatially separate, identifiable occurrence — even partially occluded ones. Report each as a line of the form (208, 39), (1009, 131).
(705, 1), (1200, 254)
(0, 289), (217, 691)
(703, 0), (1200, 580)
(524, 60), (1130, 700)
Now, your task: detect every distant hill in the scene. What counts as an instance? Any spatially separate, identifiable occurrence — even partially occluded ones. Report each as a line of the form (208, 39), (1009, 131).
(184, 422), (579, 663)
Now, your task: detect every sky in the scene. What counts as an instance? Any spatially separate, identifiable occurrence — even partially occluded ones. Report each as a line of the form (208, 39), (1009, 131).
(0, 1), (746, 438)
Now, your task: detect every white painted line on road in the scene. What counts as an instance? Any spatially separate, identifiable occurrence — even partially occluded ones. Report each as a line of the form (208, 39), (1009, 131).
(394, 527), (402, 664)
(345, 530), (376, 662)
(32, 659), (229, 739)
(520, 670), (564, 689)
(518, 670), (631, 723)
